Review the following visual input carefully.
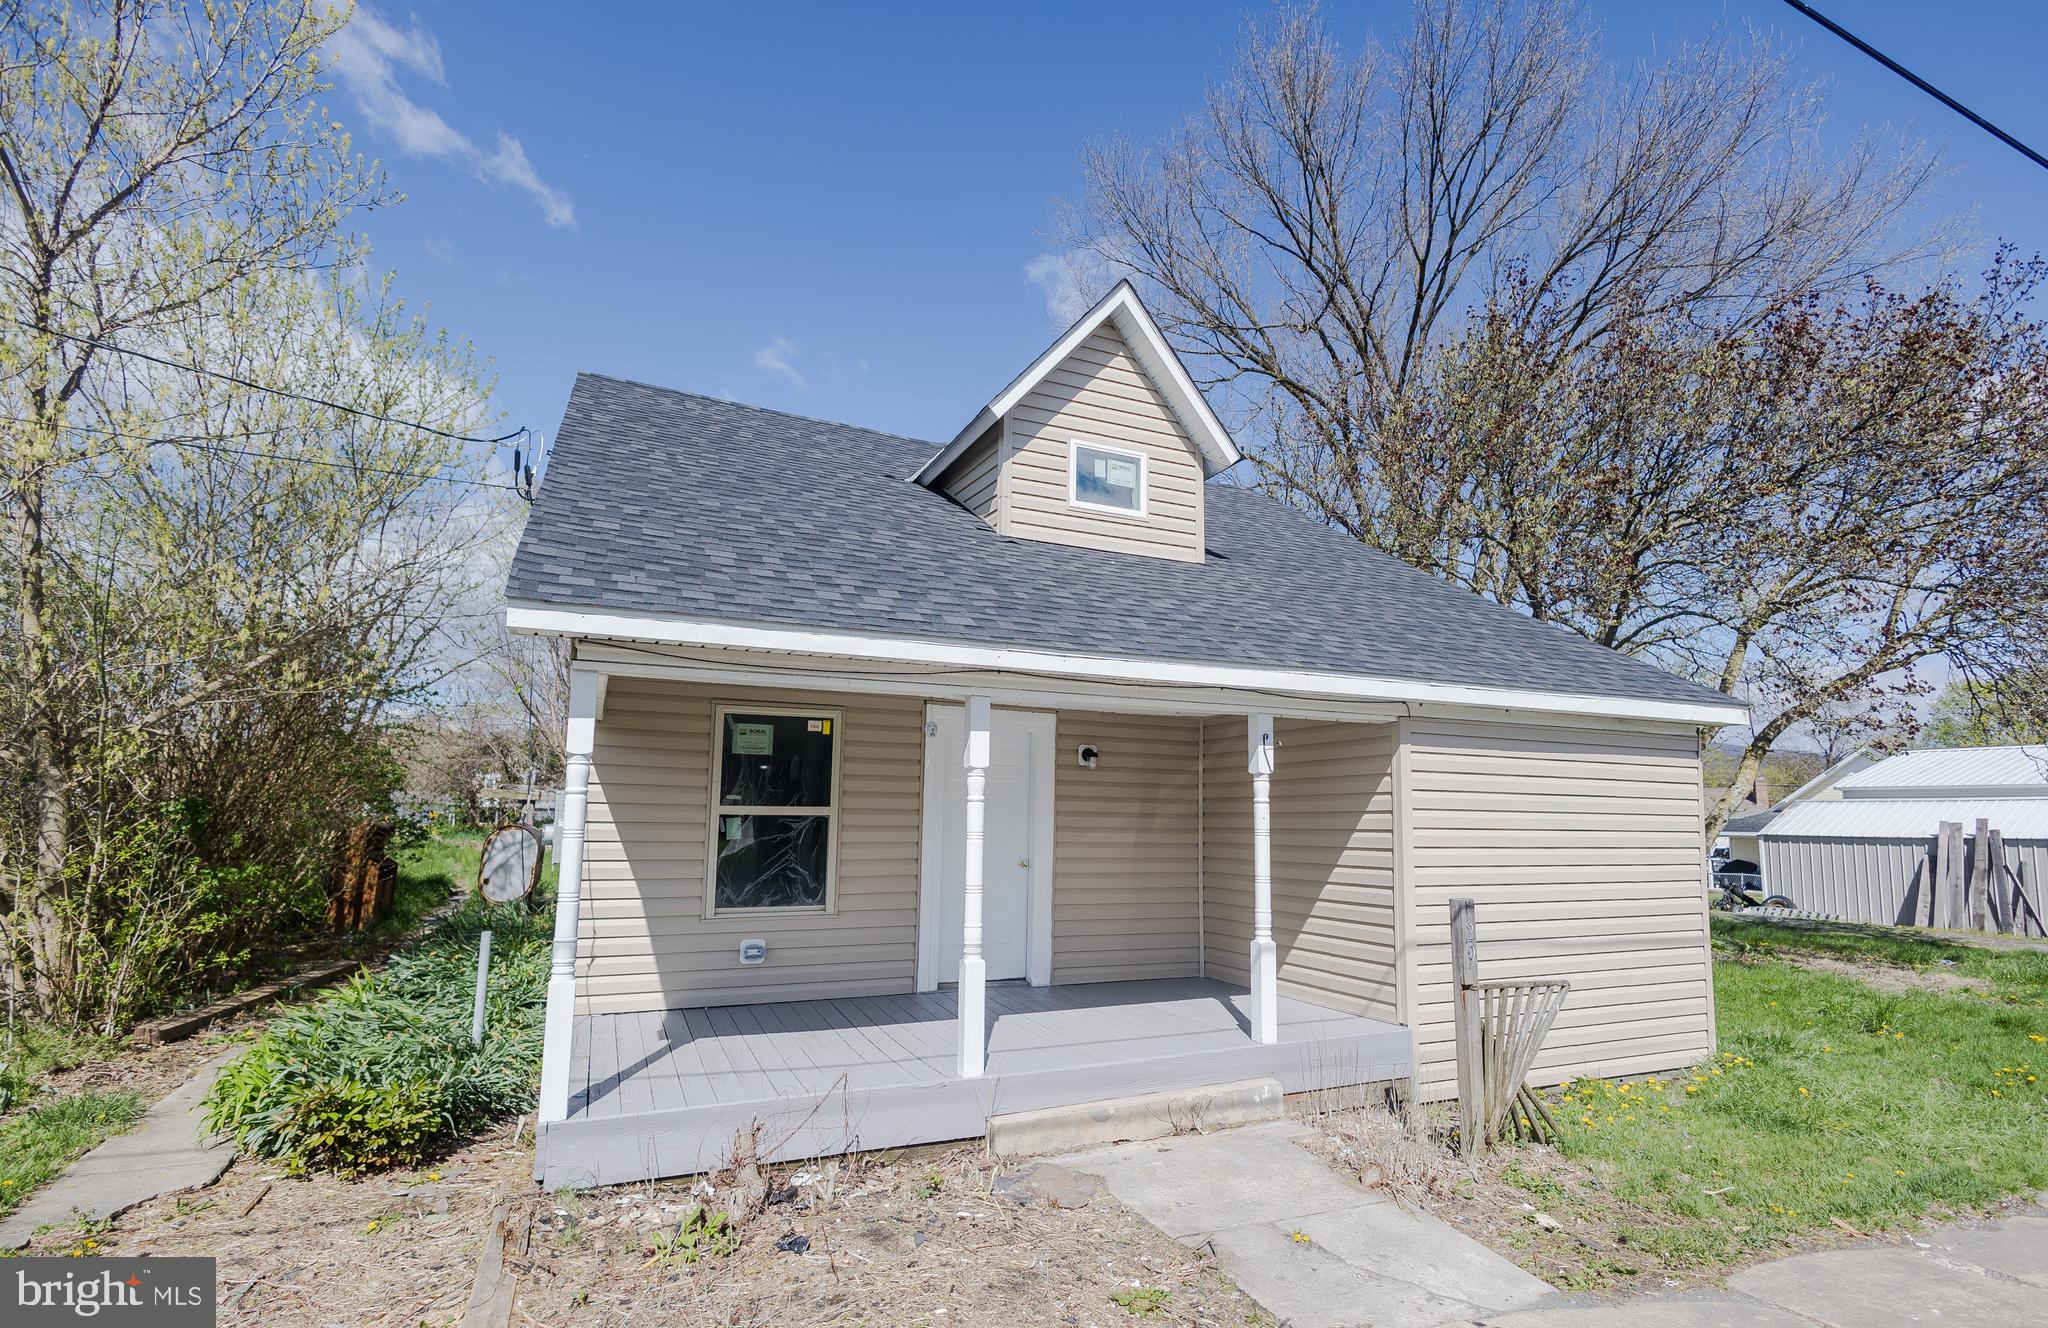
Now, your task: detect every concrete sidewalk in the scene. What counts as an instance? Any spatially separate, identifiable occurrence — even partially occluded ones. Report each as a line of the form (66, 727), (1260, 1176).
(1062, 1120), (1554, 1328)
(0, 1050), (239, 1249)
(1459, 1206), (2048, 1328)
(1060, 1120), (2048, 1328)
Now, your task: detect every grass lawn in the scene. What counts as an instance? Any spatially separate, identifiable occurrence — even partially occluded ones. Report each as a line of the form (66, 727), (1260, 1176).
(1530, 915), (2048, 1270)
(0, 1091), (147, 1218)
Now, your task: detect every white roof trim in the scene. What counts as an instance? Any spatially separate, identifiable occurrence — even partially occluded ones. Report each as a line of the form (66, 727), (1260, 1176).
(1775, 746), (1883, 805)
(505, 600), (1749, 728)
(913, 281), (1243, 485)
(1762, 797), (2048, 841)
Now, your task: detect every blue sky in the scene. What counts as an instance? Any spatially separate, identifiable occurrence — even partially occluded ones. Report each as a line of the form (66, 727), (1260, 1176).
(335, 2), (2048, 468)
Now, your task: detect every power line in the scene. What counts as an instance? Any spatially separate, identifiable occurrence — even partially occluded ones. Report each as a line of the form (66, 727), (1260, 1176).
(13, 320), (529, 446)
(1778, 0), (2048, 173)
(7, 414), (536, 493)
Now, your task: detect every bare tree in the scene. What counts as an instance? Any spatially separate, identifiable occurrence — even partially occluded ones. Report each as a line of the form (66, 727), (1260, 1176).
(1058, 1), (2023, 835)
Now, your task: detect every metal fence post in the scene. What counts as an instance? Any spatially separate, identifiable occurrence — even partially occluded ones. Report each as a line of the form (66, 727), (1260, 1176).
(471, 929), (493, 1047)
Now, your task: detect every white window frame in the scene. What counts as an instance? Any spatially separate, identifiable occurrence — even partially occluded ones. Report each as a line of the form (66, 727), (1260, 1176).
(704, 702), (844, 918)
(1067, 437), (1148, 518)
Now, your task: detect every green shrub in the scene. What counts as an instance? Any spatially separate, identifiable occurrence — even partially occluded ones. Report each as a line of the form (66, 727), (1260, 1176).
(280, 1079), (444, 1176)
(206, 878), (549, 1175)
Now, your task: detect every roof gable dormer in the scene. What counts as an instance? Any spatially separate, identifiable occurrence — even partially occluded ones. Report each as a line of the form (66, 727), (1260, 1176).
(917, 282), (1240, 563)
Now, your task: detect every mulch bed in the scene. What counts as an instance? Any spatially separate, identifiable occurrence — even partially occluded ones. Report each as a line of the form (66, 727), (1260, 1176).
(28, 1120), (1267, 1328)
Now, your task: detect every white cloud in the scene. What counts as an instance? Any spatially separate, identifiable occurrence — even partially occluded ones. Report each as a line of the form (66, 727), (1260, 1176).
(327, 8), (576, 230)
(752, 336), (807, 391)
(1025, 249), (1117, 327)
(479, 133), (576, 230)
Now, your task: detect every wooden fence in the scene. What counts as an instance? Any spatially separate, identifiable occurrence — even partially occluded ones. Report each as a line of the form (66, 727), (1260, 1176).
(1922, 819), (2048, 937)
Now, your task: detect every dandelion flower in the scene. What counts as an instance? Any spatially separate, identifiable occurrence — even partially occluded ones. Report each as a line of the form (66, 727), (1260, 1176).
(365, 1220), (380, 1233)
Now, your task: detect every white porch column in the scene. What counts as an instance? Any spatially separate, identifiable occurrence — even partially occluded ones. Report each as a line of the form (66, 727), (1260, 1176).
(957, 695), (992, 1079)
(1248, 713), (1279, 1045)
(537, 669), (600, 1123)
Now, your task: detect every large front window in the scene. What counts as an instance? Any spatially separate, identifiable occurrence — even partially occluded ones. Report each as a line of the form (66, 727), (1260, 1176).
(710, 706), (840, 912)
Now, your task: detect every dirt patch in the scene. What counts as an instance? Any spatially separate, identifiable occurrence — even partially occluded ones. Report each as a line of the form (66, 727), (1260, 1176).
(35, 1015), (269, 1109)
(1769, 951), (1990, 996)
(1293, 1099), (1861, 1297)
(28, 1120), (1265, 1328)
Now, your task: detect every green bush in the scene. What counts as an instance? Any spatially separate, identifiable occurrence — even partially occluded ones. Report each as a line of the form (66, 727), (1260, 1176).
(206, 890), (549, 1175)
(281, 1079), (444, 1175)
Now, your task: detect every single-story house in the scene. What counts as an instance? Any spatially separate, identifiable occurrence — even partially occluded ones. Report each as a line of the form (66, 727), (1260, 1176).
(505, 282), (1746, 1187)
(1759, 745), (2048, 925)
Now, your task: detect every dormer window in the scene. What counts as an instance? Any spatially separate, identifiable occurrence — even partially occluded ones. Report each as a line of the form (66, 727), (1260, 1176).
(1070, 439), (1146, 516)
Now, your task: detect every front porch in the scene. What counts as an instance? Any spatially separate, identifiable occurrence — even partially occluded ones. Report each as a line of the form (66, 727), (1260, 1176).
(536, 977), (1410, 1188)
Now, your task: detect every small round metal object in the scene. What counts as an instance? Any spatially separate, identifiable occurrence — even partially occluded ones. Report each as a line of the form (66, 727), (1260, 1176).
(479, 823), (544, 902)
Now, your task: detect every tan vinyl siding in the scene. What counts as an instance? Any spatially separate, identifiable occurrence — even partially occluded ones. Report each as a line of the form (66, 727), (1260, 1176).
(1402, 715), (1713, 1098)
(934, 420), (1003, 521)
(1051, 712), (1202, 983)
(1000, 326), (1206, 561)
(1201, 717), (1401, 1023)
(578, 676), (923, 1014)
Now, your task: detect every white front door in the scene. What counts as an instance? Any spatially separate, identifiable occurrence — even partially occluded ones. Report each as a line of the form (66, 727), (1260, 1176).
(921, 706), (1053, 988)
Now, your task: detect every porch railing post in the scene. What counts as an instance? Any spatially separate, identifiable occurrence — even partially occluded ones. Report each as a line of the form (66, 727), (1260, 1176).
(957, 695), (992, 1078)
(537, 669), (600, 1124)
(1248, 713), (1278, 1045)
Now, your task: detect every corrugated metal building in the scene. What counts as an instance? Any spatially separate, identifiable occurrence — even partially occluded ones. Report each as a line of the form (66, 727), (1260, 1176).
(1758, 746), (2048, 926)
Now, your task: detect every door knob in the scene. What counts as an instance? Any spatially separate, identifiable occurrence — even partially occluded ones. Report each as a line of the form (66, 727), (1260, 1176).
(1018, 859), (1030, 868)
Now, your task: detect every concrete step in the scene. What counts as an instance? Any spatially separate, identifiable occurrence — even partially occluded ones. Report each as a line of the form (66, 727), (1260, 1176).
(986, 1076), (1285, 1156)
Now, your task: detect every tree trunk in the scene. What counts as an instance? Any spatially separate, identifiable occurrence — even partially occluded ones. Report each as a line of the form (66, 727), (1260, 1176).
(16, 465), (72, 1018)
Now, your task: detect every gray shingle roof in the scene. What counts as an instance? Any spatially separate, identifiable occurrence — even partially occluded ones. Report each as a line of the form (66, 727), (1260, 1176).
(1722, 807), (1781, 835)
(507, 373), (1732, 711)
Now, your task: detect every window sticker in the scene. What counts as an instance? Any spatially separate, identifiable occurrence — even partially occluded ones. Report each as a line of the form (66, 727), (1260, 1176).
(731, 722), (774, 755)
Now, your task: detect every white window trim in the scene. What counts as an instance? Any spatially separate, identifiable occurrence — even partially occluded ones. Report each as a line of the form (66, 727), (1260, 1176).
(704, 702), (844, 918)
(1067, 437), (1148, 518)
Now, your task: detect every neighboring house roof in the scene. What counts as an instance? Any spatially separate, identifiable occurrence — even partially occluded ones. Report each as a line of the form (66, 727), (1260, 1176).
(1833, 745), (2048, 799)
(1763, 797), (2048, 842)
(1722, 807), (1781, 836)
(1776, 747), (1883, 803)
(910, 282), (1242, 484)
(506, 373), (1740, 719)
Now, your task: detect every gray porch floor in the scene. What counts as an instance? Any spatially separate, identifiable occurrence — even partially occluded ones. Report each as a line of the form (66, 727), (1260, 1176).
(538, 978), (1410, 1188)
